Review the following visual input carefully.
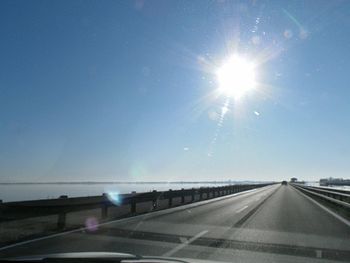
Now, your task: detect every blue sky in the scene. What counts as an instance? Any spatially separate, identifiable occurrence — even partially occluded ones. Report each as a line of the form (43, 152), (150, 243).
(1, 0), (350, 182)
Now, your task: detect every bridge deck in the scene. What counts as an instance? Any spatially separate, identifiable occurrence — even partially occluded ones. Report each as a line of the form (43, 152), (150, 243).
(1, 185), (350, 262)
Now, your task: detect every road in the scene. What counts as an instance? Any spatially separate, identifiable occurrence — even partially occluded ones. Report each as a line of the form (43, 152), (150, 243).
(1, 184), (350, 262)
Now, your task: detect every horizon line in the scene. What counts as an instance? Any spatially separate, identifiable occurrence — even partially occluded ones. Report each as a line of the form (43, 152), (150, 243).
(0, 180), (281, 185)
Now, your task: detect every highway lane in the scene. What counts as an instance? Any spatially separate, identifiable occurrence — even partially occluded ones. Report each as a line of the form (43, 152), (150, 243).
(207, 185), (350, 261)
(1, 184), (350, 262)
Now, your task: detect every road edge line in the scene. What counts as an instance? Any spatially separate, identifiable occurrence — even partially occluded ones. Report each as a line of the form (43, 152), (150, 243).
(293, 186), (350, 227)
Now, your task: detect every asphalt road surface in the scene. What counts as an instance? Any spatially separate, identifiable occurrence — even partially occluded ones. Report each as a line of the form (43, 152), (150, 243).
(1, 184), (350, 263)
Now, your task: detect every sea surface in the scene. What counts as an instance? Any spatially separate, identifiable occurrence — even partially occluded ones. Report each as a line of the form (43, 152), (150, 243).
(0, 183), (232, 202)
(1, 181), (348, 203)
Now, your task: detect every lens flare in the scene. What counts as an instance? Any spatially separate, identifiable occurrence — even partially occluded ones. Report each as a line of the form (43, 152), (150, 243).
(85, 217), (99, 232)
(106, 192), (121, 206)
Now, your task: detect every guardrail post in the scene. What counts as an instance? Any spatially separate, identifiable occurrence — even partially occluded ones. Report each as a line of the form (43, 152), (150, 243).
(130, 191), (137, 214)
(101, 205), (108, 219)
(199, 189), (203, 200)
(101, 193), (108, 219)
(181, 188), (185, 204)
(57, 195), (68, 229)
(131, 200), (136, 214)
(168, 189), (173, 207)
(191, 188), (195, 202)
(152, 190), (158, 210)
(207, 188), (210, 199)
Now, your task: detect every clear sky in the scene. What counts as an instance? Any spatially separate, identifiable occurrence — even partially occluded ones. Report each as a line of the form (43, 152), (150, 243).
(1, 0), (350, 182)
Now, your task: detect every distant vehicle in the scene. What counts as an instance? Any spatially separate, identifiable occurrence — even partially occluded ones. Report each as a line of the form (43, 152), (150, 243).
(281, 181), (288, 186)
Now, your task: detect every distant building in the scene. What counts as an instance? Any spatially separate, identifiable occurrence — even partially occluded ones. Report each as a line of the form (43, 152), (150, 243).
(290, 177), (298, 183)
(319, 178), (329, 186)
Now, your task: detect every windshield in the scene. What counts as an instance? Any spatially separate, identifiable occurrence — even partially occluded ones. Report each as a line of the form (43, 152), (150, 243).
(1, 1), (350, 262)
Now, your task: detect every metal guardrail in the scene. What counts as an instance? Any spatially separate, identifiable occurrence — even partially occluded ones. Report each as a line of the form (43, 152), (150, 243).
(291, 184), (350, 209)
(0, 183), (273, 229)
(312, 186), (350, 195)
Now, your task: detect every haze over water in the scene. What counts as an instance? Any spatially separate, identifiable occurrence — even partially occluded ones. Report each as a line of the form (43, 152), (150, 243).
(0, 182), (236, 202)
(0, 181), (348, 202)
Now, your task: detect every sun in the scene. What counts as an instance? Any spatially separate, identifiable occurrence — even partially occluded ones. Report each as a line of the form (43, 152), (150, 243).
(216, 55), (256, 99)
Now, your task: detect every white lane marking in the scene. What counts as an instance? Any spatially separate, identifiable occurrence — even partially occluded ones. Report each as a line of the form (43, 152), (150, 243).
(162, 230), (208, 257)
(0, 185), (275, 252)
(236, 205), (249, 213)
(294, 187), (350, 227)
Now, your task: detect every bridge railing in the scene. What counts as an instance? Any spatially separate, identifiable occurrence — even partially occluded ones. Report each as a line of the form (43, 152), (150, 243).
(0, 183), (273, 229)
(291, 184), (350, 209)
(310, 186), (350, 195)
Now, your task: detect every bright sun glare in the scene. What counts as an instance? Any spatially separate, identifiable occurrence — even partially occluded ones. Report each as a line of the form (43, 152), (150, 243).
(216, 55), (256, 99)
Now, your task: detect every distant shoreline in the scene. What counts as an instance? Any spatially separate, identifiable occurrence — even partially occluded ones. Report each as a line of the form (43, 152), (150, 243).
(0, 181), (272, 185)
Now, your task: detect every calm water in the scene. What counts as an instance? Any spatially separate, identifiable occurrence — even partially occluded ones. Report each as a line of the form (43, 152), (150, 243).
(0, 183), (231, 202)
(2, 182), (348, 203)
